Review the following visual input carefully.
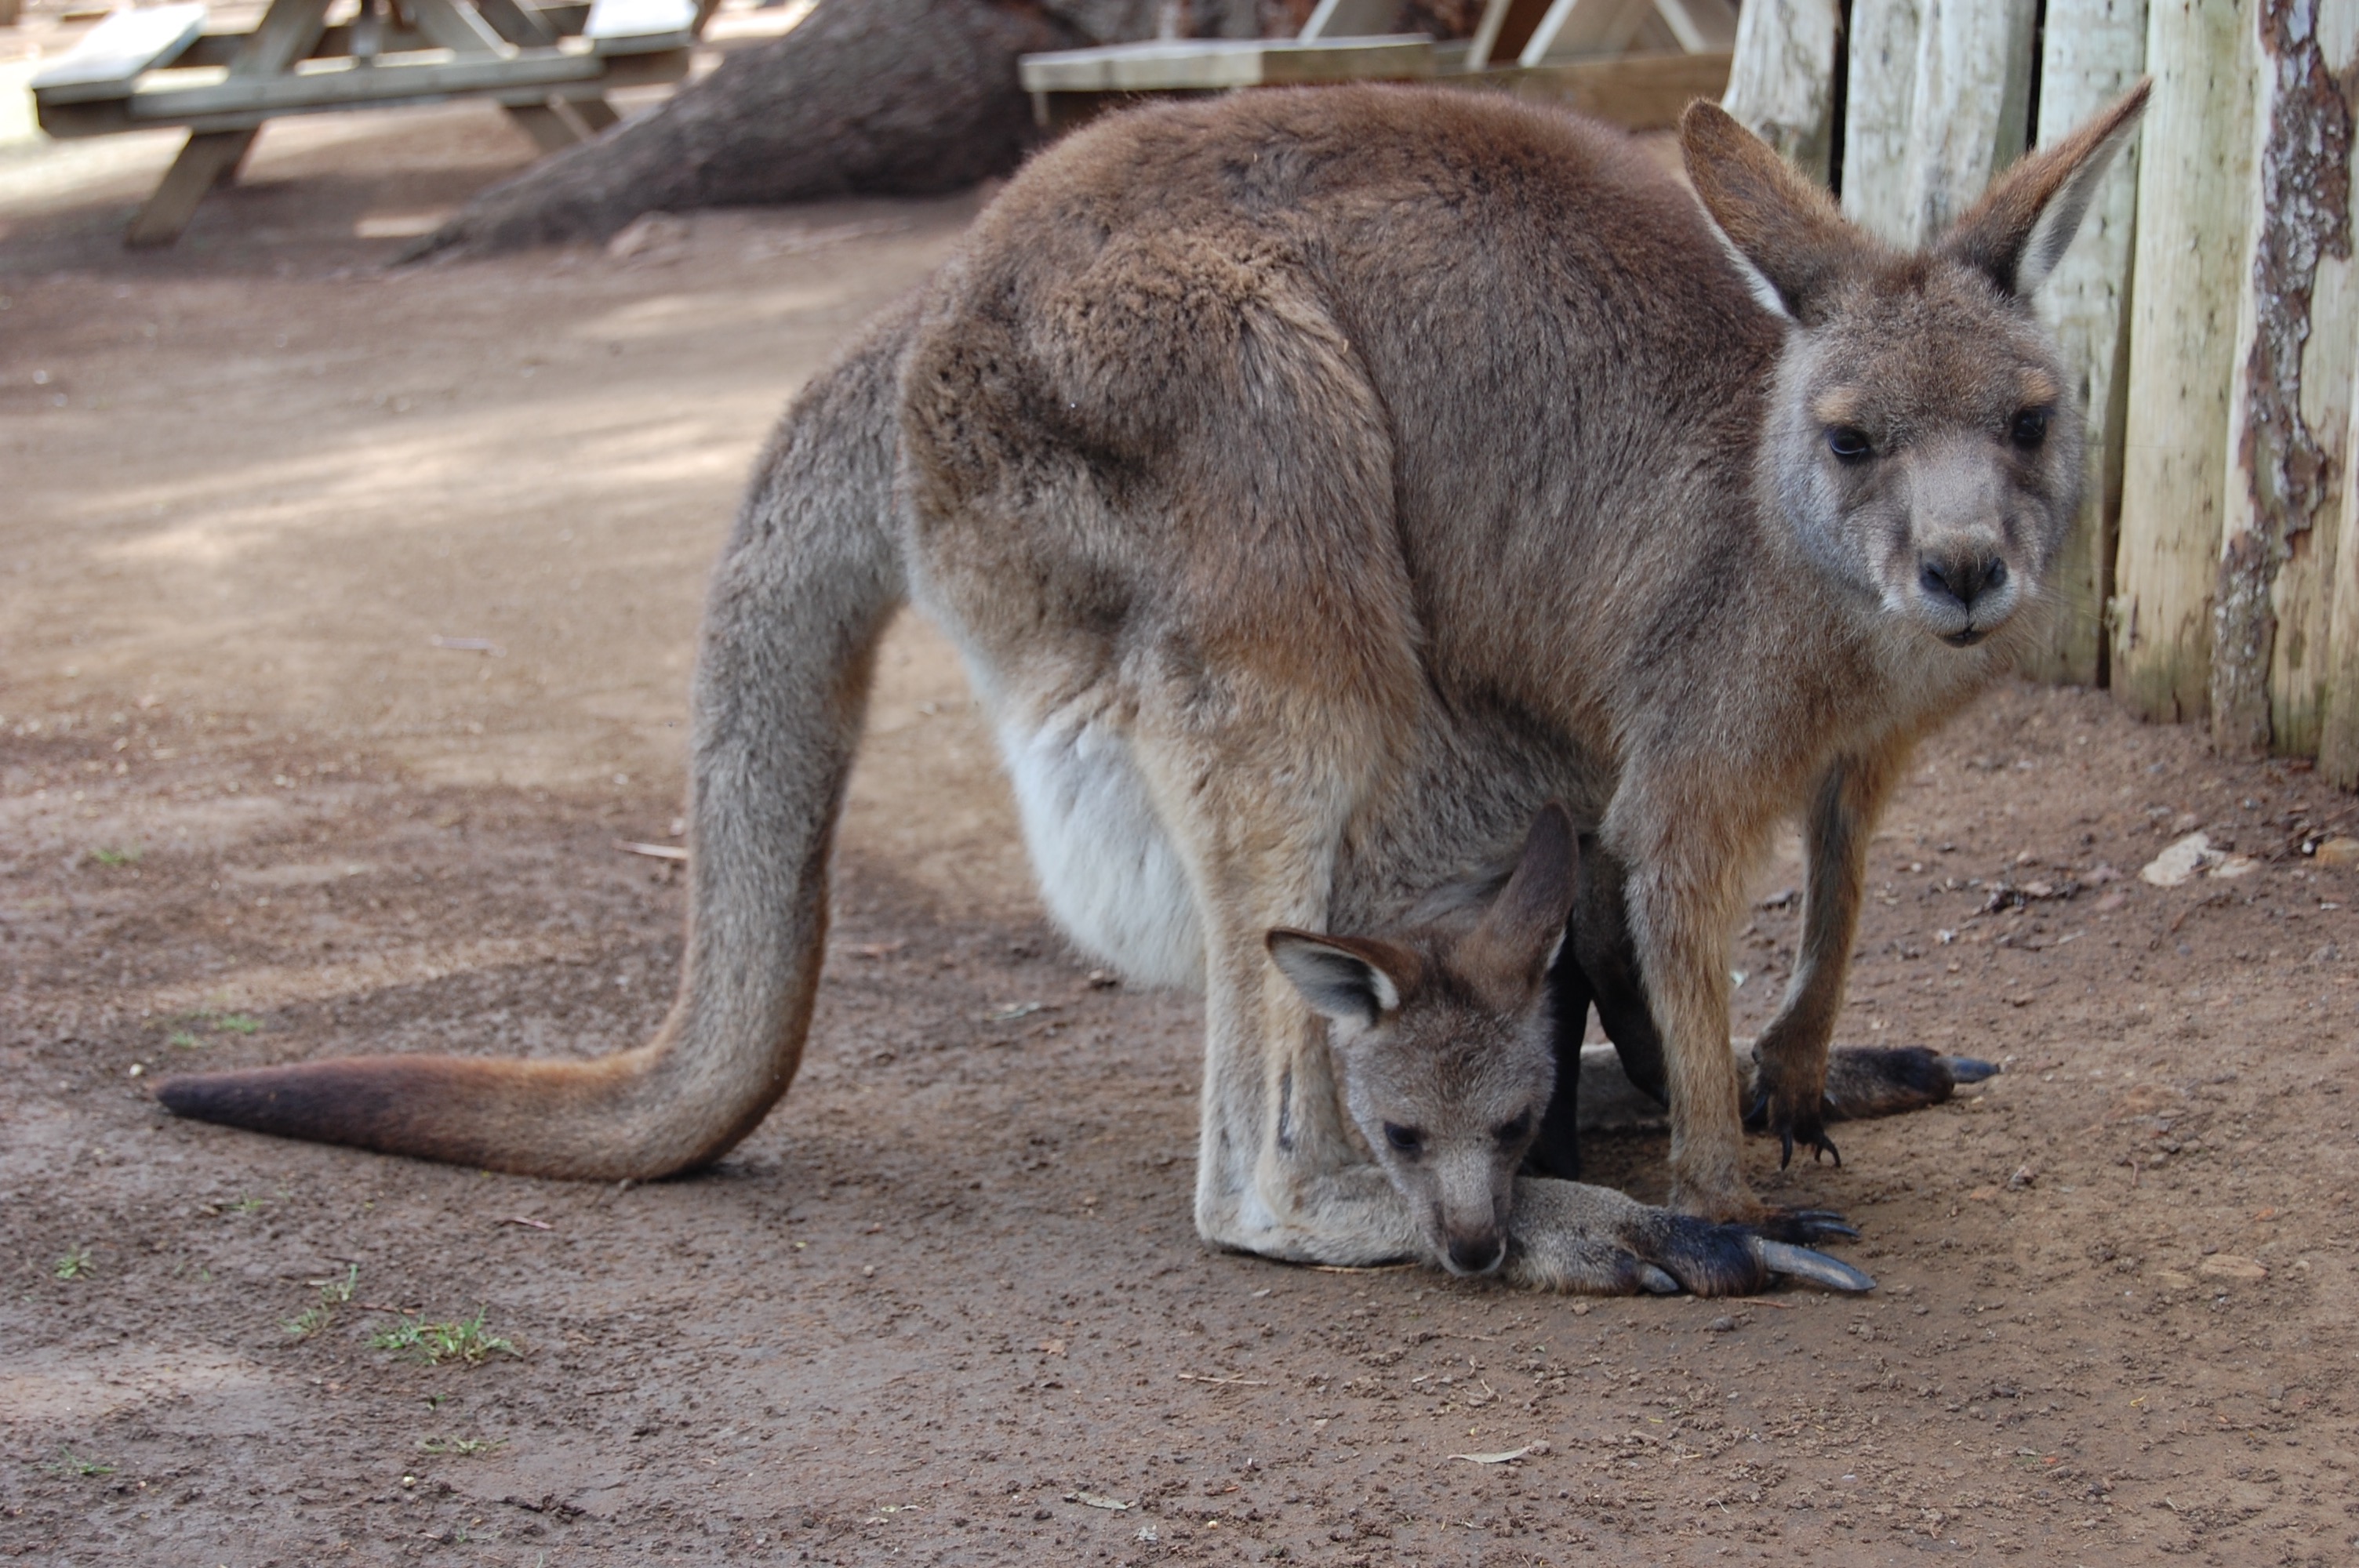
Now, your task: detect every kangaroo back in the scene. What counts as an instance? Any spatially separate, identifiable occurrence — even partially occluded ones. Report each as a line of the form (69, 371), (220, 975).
(154, 302), (919, 1178)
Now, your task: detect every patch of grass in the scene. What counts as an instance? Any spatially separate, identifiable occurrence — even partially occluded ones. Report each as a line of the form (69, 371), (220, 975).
(284, 1264), (359, 1340)
(43, 1449), (114, 1478)
(417, 1436), (504, 1457)
(89, 845), (141, 866)
(53, 1247), (90, 1280)
(368, 1308), (519, 1367)
(231, 1195), (266, 1214)
(165, 1008), (264, 1040)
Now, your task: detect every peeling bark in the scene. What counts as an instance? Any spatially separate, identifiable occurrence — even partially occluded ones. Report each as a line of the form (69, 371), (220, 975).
(2210, 0), (2353, 757)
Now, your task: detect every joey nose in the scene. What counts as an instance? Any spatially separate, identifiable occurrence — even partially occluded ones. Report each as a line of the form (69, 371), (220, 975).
(1917, 553), (2006, 612)
(1445, 1232), (1507, 1276)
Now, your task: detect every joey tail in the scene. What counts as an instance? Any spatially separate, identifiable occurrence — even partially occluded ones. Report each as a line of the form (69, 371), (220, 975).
(154, 303), (918, 1179)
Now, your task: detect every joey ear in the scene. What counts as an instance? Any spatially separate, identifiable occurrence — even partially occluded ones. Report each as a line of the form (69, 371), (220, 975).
(1267, 931), (1422, 1033)
(1939, 80), (2150, 298)
(1457, 802), (1580, 999)
(1681, 100), (1867, 321)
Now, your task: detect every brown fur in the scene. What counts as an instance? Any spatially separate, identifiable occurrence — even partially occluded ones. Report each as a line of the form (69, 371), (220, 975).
(158, 82), (2145, 1294)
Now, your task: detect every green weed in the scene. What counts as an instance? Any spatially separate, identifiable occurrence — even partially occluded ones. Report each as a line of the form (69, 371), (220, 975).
(284, 1264), (359, 1340)
(417, 1436), (504, 1457)
(166, 1009), (264, 1040)
(44, 1449), (114, 1478)
(89, 846), (140, 866)
(53, 1247), (90, 1280)
(368, 1308), (518, 1367)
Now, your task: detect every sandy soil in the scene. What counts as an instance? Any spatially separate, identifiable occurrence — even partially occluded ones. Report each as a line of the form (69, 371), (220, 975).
(5, 85), (2359, 1568)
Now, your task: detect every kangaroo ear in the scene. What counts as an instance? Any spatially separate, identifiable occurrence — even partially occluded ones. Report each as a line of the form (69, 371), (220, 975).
(1267, 931), (1422, 1034)
(1681, 100), (1867, 322)
(1457, 802), (1580, 1000)
(1939, 79), (2150, 298)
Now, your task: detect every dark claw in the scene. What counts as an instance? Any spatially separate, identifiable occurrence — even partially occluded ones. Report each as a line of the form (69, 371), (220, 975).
(1743, 1091), (1771, 1134)
(1753, 1239), (1875, 1293)
(1944, 1054), (2001, 1084)
(1752, 1207), (1859, 1245)
(1778, 1127), (1795, 1168)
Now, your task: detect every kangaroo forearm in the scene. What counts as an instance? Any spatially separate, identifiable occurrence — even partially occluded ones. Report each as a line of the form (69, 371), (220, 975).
(1754, 754), (1896, 1081)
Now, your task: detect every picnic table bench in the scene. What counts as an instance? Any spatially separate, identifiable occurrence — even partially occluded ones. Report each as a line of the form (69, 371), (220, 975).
(31, 0), (701, 245)
(1020, 0), (1736, 133)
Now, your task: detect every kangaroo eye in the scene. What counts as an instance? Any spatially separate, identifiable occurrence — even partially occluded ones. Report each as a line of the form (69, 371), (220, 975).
(1826, 426), (1873, 464)
(1495, 1112), (1532, 1144)
(2010, 408), (2051, 449)
(1382, 1123), (1423, 1155)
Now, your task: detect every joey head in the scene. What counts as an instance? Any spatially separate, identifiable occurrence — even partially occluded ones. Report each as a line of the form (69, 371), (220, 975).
(1267, 804), (1576, 1277)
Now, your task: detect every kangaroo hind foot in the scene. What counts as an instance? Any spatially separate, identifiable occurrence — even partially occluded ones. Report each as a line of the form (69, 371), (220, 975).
(1505, 1178), (1872, 1296)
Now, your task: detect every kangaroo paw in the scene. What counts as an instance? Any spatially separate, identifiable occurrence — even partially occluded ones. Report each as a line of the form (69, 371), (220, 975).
(1745, 1087), (1841, 1169)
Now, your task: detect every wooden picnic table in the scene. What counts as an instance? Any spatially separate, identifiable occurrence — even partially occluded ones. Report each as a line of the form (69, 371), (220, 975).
(31, 0), (701, 245)
(1019, 0), (1736, 135)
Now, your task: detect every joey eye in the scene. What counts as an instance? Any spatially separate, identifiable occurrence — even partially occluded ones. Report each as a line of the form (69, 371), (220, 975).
(1495, 1112), (1533, 1144)
(2010, 407), (2051, 449)
(1382, 1123), (1423, 1155)
(1826, 426), (1873, 464)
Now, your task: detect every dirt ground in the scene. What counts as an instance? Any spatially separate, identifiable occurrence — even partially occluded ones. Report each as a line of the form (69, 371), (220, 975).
(5, 78), (2359, 1568)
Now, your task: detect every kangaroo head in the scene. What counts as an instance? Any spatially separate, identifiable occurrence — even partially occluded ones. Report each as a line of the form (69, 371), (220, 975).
(1267, 804), (1579, 1278)
(1682, 85), (2149, 652)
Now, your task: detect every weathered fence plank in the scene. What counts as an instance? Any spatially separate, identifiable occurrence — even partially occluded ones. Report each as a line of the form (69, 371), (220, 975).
(2023, 0), (2148, 687)
(2321, 397), (2359, 784)
(2114, 0), (2259, 725)
(1841, 0), (1921, 244)
(2211, 0), (2357, 758)
(1896, 0), (2038, 244)
(1721, 0), (1839, 182)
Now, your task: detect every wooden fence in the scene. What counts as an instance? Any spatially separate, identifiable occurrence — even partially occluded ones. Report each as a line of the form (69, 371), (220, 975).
(1725, 0), (2359, 791)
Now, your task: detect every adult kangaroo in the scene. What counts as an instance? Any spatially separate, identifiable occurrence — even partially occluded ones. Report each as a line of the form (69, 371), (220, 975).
(159, 82), (2146, 1294)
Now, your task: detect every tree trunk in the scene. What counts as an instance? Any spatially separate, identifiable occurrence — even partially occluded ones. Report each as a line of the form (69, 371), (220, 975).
(405, 0), (1088, 260)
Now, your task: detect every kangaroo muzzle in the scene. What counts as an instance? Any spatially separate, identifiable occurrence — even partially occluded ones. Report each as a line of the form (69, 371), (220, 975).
(1442, 1229), (1508, 1276)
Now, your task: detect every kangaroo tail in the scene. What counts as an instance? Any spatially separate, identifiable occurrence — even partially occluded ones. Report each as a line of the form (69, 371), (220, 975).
(154, 302), (919, 1179)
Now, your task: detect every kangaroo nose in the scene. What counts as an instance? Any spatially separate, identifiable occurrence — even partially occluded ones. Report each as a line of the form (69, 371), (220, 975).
(1445, 1233), (1506, 1276)
(1918, 553), (2007, 613)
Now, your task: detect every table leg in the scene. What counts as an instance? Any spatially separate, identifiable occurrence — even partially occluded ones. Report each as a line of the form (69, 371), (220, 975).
(128, 129), (256, 248)
(569, 96), (620, 132)
(504, 102), (583, 154)
(211, 128), (263, 189)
